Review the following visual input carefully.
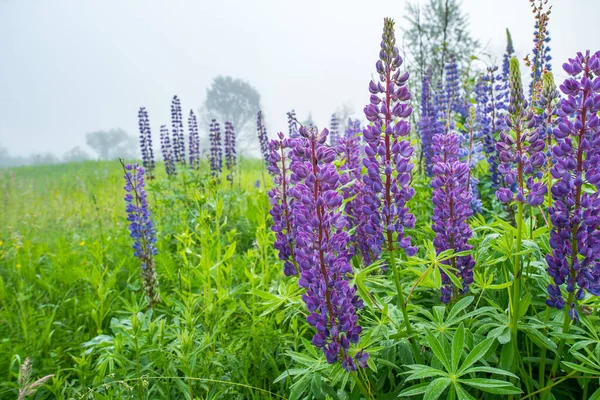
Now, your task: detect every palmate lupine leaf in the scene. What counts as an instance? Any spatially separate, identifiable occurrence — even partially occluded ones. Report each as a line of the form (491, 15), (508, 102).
(401, 323), (521, 399)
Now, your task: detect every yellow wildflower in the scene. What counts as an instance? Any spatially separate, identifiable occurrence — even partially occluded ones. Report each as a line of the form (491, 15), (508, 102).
(16, 264), (21, 269)
(79, 241), (85, 247)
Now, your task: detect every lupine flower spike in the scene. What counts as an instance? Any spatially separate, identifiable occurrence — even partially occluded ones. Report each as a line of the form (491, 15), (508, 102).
(287, 110), (299, 138)
(224, 121), (237, 182)
(267, 132), (298, 276)
(209, 119), (222, 177)
(160, 125), (176, 177)
(122, 162), (161, 307)
(545, 50), (600, 321)
(257, 111), (270, 172)
(138, 107), (155, 179)
(188, 110), (201, 170)
(431, 124), (475, 303)
(290, 126), (367, 371)
(329, 114), (340, 147)
(171, 95), (186, 164)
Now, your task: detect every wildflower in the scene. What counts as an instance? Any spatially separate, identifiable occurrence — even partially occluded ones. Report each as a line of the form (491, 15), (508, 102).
(171, 95), (185, 164)
(267, 132), (297, 276)
(289, 126), (366, 371)
(224, 121), (237, 182)
(138, 107), (155, 179)
(328, 114), (340, 147)
(188, 110), (201, 170)
(545, 50), (600, 320)
(257, 111), (271, 172)
(495, 57), (547, 206)
(287, 110), (299, 138)
(362, 17), (417, 260)
(123, 163), (161, 307)
(160, 125), (177, 177)
(209, 119), (222, 176)
(79, 241), (85, 247)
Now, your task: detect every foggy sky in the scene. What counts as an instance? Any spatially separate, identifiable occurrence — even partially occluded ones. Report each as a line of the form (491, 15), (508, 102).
(1, 0), (598, 157)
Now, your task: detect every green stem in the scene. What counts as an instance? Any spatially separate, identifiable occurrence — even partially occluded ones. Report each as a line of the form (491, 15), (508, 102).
(511, 201), (524, 376)
(538, 307), (551, 393)
(389, 251), (423, 364)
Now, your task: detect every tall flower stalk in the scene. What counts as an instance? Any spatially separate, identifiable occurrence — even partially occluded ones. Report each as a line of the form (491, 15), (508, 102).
(171, 95), (185, 164)
(431, 127), (475, 303)
(122, 162), (160, 307)
(329, 114), (340, 147)
(267, 132), (298, 276)
(546, 51), (600, 377)
(209, 119), (222, 177)
(496, 57), (547, 374)
(160, 125), (176, 177)
(224, 121), (237, 182)
(138, 107), (155, 179)
(419, 68), (435, 176)
(362, 18), (421, 363)
(290, 126), (367, 372)
(188, 110), (201, 170)
(287, 110), (299, 138)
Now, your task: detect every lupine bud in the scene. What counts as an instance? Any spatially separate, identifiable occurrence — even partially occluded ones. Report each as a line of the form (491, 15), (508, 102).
(123, 163), (161, 307)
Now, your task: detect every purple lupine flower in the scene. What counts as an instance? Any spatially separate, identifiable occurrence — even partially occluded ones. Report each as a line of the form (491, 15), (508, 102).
(545, 51), (600, 321)
(289, 125), (367, 371)
(188, 110), (201, 170)
(537, 70), (560, 207)
(224, 121), (237, 182)
(209, 119), (222, 176)
(160, 125), (176, 177)
(287, 110), (299, 138)
(123, 163), (161, 307)
(267, 132), (298, 276)
(480, 67), (506, 188)
(495, 57), (547, 206)
(499, 29), (514, 116)
(444, 57), (468, 119)
(338, 119), (371, 263)
(419, 68), (436, 176)
(362, 17), (417, 261)
(138, 107), (155, 179)
(431, 130), (475, 303)
(461, 106), (484, 214)
(257, 111), (270, 170)
(329, 114), (340, 147)
(171, 95), (185, 164)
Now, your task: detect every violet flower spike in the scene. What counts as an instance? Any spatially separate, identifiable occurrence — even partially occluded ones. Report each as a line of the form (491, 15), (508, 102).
(545, 50), (600, 321)
(138, 107), (155, 179)
(170, 95), (186, 165)
(160, 125), (176, 177)
(224, 121), (237, 182)
(267, 132), (298, 276)
(123, 162), (161, 307)
(188, 110), (201, 170)
(290, 125), (367, 371)
(209, 119), (222, 177)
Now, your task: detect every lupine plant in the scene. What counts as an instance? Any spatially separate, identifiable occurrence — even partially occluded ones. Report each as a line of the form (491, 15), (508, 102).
(257, 110), (270, 170)
(224, 121), (237, 182)
(209, 119), (222, 176)
(287, 109), (299, 138)
(160, 124), (176, 177)
(362, 17), (422, 363)
(188, 110), (201, 170)
(328, 114), (340, 147)
(138, 107), (155, 179)
(171, 95), (186, 164)
(122, 162), (161, 307)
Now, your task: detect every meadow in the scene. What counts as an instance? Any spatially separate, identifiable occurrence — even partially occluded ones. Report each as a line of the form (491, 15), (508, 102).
(2, 5), (600, 400)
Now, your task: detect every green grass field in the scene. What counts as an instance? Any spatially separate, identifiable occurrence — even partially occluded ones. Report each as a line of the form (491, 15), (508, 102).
(0, 160), (305, 399)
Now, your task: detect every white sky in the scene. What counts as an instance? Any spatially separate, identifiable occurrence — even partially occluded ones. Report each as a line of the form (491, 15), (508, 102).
(0, 0), (598, 156)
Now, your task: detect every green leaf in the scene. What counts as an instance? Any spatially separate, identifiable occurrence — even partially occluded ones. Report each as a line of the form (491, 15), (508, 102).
(561, 361), (600, 375)
(464, 366), (518, 379)
(459, 378), (521, 395)
(424, 378), (451, 400)
(425, 331), (451, 372)
(523, 327), (557, 354)
(457, 338), (495, 374)
(446, 297), (474, 323)
(518, 293), (531, 319)
(398, 382), (429, 397)
(454, 383), (476, 400)
(452, 324), (465, 373)
(589, 387), (600, 400)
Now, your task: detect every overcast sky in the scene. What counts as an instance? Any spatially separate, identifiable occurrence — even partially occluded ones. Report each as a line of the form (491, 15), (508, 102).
(0, 0), (598, 157)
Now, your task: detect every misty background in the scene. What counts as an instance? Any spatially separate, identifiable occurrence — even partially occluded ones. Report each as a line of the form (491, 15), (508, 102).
(0, 0), (598, 165)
